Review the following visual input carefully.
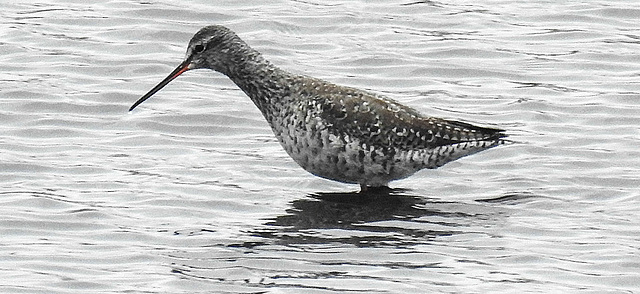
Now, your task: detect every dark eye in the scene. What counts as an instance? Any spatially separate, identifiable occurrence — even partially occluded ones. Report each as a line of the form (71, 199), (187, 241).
(193, 44), (205, 53)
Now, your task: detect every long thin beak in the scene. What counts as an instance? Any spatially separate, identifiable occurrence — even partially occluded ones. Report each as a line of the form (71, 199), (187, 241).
(129, 58), (193, 111)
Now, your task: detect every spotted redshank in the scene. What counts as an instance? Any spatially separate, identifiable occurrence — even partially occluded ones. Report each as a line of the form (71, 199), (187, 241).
(130, 25), (507, 191)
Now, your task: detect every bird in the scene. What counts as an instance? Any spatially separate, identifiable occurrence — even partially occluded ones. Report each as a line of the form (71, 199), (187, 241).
(130, 25), (507, 191)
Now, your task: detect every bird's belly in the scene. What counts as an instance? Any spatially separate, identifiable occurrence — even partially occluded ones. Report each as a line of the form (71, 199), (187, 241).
(274, 125), (420, 186)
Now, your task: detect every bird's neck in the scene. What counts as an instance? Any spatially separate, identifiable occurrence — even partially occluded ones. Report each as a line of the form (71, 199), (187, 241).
(224, 50), (293, 123)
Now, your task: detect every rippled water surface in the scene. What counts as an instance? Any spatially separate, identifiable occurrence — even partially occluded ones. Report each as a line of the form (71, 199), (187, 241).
(1, 1), (639, 293)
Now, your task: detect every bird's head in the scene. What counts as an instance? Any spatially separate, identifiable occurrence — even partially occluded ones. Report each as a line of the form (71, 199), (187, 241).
(129, 25), (249, 111)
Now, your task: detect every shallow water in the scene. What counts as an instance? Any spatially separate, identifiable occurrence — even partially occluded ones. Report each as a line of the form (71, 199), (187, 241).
(1, 0), (639, 293)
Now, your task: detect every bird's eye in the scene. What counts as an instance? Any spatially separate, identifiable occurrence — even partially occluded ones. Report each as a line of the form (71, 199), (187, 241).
(193, 44), (205, 53)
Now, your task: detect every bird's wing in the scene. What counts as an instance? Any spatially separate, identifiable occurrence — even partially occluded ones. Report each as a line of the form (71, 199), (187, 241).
(313, 85), (505, 150)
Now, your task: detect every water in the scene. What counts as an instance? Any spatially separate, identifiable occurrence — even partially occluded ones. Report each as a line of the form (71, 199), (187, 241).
(1, 0), (639, 293)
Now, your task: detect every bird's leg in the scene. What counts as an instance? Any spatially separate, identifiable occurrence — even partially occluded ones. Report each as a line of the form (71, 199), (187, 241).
(359, 184), (391, 194)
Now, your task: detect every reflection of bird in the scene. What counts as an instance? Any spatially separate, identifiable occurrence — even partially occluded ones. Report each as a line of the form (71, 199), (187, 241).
(257, 191), (472, 247)
(130, 25), (507, 190)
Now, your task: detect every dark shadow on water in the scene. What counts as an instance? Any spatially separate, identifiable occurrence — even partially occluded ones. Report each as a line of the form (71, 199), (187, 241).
(171, 190), (540, 286)
(243, 189), (535, 248)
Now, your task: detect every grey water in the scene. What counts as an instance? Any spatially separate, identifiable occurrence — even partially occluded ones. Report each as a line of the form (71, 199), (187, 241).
(1, 1), (639, 293)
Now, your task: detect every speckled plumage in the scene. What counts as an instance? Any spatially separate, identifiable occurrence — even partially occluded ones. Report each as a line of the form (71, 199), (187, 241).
(130, 25), (507, 189)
